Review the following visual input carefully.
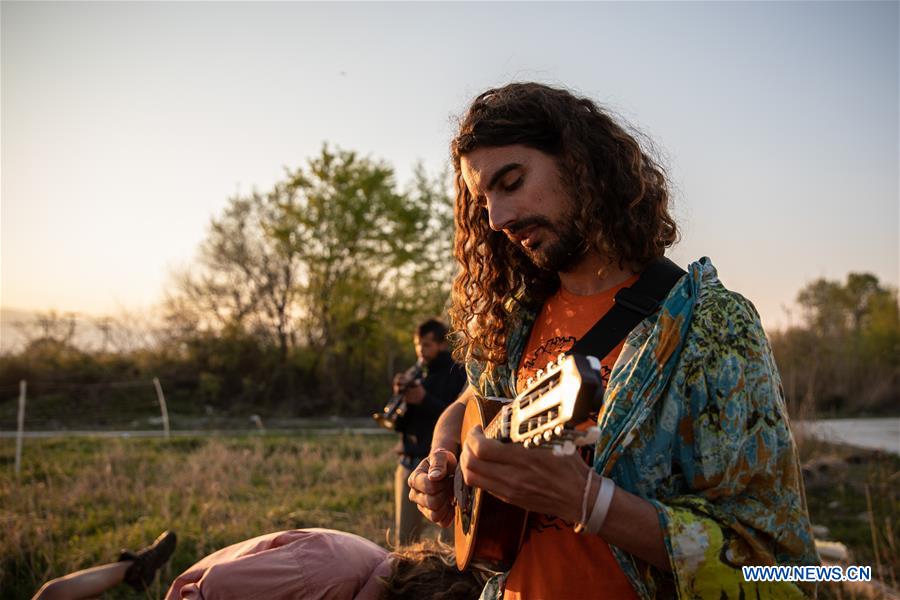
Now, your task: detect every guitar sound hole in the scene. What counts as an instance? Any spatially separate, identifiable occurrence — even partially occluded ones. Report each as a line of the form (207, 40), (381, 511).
(454, 465), (473, 534)
(459, 485), (472, 534)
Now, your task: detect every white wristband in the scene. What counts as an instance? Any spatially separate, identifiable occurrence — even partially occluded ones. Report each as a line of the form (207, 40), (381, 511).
(584, 476), (615, 535)
(577, 469), (593, 528)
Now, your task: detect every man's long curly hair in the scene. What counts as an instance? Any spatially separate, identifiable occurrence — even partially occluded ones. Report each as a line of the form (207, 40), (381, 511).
(449, 82), (678, 369)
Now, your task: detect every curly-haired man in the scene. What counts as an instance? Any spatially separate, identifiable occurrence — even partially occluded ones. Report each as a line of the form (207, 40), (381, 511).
(408, 83), (818, 599)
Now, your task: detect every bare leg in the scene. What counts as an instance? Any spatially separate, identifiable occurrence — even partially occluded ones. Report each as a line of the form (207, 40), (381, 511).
(32, 561), (130, 600)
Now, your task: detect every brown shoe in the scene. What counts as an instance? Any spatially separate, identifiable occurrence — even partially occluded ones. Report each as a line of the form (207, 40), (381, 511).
(118, 530), (177, 590)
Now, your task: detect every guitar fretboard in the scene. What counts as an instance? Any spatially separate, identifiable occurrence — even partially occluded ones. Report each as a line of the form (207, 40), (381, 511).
(482, 399), (514, 442)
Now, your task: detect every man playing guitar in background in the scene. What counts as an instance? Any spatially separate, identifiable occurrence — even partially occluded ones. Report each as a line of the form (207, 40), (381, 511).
(408, 83), (818, 599)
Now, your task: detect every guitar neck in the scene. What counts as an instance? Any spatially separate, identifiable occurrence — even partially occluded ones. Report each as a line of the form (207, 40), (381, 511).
(484, 406), (508, 441)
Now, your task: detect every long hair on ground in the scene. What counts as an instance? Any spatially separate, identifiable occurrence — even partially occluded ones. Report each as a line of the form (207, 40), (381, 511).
(380, 538), (495, 600)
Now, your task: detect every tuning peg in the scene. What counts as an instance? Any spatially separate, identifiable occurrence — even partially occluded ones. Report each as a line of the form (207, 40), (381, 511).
(557, 353), (567, 365)
(545, 360), (555, 372)
(543, 430), (553, 442)
(523, 439), (532, 449)
(531, 434), (542, 447)
(526, 377), (534, 388)
(554, 425), (563, 436)
(535, 369), (544, 380)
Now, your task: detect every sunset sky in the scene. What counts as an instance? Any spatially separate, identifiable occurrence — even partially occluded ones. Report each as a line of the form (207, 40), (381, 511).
(2, 1), (898, 335)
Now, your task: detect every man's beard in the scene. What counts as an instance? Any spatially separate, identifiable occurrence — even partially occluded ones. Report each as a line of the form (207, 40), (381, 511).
(508, 212), (586, 273)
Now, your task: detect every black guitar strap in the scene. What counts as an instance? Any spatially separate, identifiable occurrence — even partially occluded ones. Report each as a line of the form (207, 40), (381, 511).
(568, 257), (687, 359)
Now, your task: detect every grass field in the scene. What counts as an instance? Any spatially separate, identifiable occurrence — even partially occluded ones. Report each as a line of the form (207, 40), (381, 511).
(2, 432), (898, 599)
(0, 433), (397, 599)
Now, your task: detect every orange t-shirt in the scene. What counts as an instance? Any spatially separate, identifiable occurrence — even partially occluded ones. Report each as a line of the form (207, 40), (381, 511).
(503, 276), (640, 600)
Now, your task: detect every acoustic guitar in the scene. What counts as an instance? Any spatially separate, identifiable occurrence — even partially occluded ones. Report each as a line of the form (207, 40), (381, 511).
(453, 353), (605, 571)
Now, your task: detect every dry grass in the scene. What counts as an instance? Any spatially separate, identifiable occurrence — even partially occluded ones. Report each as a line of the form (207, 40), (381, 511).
(0, 433), (397, 599)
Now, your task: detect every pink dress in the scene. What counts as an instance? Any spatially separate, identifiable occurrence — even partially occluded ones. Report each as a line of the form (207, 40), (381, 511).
(166, 529), (393, 600)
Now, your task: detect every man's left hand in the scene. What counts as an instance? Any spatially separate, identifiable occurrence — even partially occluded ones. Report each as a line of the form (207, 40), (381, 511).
(459, 425), (589, 523)
(402, 382), (426, 405)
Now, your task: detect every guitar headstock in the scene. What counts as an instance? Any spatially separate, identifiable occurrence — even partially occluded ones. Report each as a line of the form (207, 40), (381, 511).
(507, 353), (604, 453)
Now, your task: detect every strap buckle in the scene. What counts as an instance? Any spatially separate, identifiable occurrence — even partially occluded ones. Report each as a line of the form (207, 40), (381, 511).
(614, 288), (659, 317)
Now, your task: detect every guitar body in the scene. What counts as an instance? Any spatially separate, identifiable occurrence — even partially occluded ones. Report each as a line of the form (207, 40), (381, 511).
(453, 396), (528, 571)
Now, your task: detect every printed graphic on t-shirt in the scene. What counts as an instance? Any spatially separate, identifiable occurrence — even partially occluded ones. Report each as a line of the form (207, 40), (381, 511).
(517, 338), (614, 393)
(519, 335), (576, 375)
(531, 512), (576, 533)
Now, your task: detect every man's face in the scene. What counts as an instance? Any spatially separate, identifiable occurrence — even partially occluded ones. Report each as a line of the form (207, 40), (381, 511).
(415, 332), (444, 364)
(460, 144), (584, 273)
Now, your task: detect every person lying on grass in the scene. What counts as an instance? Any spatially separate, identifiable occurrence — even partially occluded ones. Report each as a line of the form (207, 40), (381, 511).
(165, 528), (490, 600)
(33, 528), (489, 600)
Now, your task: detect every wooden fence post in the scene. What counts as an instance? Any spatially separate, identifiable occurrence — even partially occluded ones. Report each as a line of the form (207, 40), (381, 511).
(152, 377), (170, 439)
(15, 380), (26, 475)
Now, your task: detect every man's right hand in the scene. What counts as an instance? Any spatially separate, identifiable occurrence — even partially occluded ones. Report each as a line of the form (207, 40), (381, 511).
(407, 448), (457, 528)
